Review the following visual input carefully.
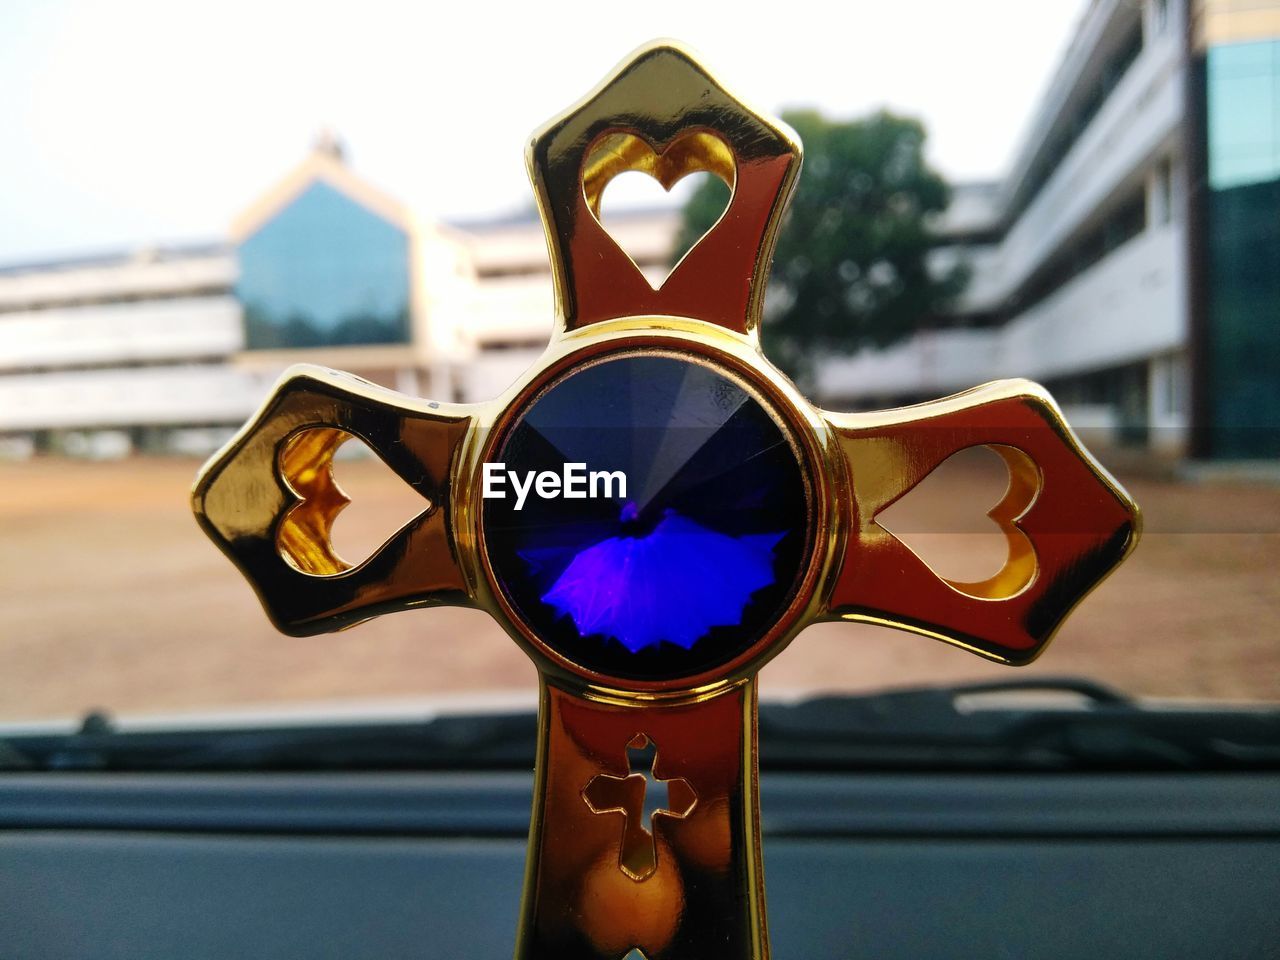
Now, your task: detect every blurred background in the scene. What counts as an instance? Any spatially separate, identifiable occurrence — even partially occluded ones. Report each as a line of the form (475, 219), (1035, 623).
(1, 0), (1277, 721)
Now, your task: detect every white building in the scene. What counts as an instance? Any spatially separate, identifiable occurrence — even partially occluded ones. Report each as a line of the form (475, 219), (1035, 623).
(2, 0), (1277, 461)
(0, 138), (677, 460)
(819, 0), (1280, 461)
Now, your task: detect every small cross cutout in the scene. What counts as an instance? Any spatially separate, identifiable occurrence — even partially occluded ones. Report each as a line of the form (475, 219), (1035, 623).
(583, 734), (697, 880)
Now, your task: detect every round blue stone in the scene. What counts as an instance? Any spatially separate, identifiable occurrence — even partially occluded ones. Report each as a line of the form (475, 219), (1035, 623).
(483, 353), (809, 681)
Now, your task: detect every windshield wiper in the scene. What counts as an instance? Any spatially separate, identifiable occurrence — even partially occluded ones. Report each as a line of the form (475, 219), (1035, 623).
(2, 678), (1278, 774)
(0, 709), (539, 773)
(760, 678), (1280, 772)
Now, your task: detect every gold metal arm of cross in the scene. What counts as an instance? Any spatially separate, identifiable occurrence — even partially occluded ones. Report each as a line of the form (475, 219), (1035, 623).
(193, 40), (1140, 960)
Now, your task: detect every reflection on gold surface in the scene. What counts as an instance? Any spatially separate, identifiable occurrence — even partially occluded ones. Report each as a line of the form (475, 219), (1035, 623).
(276, 427), (354, 575)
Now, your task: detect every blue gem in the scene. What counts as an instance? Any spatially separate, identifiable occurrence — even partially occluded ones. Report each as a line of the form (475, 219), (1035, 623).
(483, 354), (808, 681)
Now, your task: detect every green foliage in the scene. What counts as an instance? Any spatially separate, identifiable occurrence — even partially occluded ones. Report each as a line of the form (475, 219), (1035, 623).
(673, 109), (967, 383)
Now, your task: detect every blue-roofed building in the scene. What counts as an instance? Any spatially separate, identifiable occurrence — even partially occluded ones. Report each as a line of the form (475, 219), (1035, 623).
(0, 134), (677, 459)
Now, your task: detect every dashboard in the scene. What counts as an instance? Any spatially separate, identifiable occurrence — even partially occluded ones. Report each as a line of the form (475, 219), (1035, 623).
(3, 768), (1279, 958)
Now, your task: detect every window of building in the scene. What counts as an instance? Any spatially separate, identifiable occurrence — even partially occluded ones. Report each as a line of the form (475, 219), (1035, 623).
(1010, 185), (1148, 314)
(1008, 19), (1145, 224)
(1201, 38), (1280, 457)
(1044, 360), (1150, 446)
(1153, 157), (1175, 225)
(1151, 0), (1169, 37)
(236, 181), (411, 350)
(1207, 40), (1280, 191)
(1161, 354), (1186, 418)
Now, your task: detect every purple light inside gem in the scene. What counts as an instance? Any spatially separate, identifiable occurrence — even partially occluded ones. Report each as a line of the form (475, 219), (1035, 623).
(537, 509), (784, 653)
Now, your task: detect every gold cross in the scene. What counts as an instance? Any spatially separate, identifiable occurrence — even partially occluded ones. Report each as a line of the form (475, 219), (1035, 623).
(192, 41), (1140, 960)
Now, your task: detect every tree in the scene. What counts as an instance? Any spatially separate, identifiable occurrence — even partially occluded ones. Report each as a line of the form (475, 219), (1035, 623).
(673, 109), (966, 384)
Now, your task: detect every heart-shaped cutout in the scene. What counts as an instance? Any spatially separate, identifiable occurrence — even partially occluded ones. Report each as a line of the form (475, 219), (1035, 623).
(277, 428), (429, 576)
(329, 440), (433, 568)
(877, 444), (1039, 599)
(583, 130), (735, 290)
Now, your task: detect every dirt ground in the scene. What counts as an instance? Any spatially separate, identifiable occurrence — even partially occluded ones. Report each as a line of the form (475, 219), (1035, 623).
(1, 453), (1277, 721)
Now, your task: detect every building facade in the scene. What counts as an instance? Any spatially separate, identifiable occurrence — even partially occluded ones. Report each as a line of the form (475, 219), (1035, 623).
(0, 139), (676, 459)
(818, 0), (1280, 460)
(1, 0), (1276, 461)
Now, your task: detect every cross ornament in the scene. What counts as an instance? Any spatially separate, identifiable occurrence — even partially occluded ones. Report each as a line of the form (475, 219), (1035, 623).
(193, 41), (1140, 960)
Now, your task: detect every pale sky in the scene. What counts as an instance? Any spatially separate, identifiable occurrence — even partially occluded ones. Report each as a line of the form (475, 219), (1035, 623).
(0, 0), (1087, 264)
